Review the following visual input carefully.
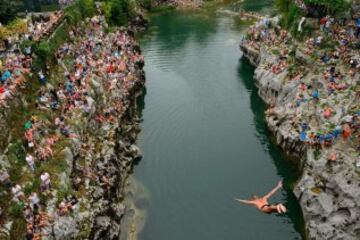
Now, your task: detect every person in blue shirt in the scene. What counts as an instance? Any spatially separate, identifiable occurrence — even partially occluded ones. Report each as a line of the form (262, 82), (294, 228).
(1, 70), (11, 83)
(38, 71), (47, 85)
(312, 88), (319, 100)
(356, 18), (360, 38)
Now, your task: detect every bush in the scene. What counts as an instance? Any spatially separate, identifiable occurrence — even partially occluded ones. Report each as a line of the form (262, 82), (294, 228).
(56, 185), (73, 204)
(351, 40), (360, 50)
(35, 41), (51, 61)
(48, 21), (69, 54)
(64, 5), (82, 25)
(78, 0), (96, 18)
(319, 36), (337, 50)
(7, 18), (27, 34)
(9, 218), (26, 240)
(303, 0), (350, 15)
(0, 0), (24, 25)
(23, 178), (41, 195)
(104, 0), (134, 26)
(274, 0), (291, 14)
(0, 26), (11, 41)
(0, 18), (27, 42)
(139, 0), (152, 9)
(9, 202), (24, 218)
(275, 0), (304, 30)
(20, 39), (36, 54)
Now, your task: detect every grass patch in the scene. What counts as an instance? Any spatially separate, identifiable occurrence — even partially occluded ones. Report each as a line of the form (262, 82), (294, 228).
(7, 141), (26, 183)
(9, 217), (26, 240)
(8, 202), (24, 219)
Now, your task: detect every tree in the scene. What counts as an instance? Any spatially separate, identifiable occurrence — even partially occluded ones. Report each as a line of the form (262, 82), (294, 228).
(103, 0), (134, 26)
(0, 0), (24, 24)
(78, 0), (96, 18)
(303, 0), (351, 15)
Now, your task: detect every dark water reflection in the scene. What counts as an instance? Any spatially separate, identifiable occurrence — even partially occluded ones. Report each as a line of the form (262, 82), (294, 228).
(135, 1), (304, 239)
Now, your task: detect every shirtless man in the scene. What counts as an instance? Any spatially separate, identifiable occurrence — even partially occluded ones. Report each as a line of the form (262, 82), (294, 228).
(234, 181), (287, 214)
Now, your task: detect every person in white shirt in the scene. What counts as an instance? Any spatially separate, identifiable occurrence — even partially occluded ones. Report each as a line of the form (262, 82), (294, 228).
(28, 192), (40, 209)
(12, 184), (25, 201)
(40, 172), (51, 192)
(26, 154), (35, 172)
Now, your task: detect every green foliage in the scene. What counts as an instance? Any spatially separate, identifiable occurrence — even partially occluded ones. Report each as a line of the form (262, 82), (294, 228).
(275, 0), (303, 30)
(288, 3), (302, 29)
(303, 0), (350, 14)
(0, 0), (24, 25)
(64, 3), (83, 25)
(7, 141), (26, 182)
(7, 141), (26, 160)
(48, 21), (69, 54)
(35, 40), (51, 61)
(351, 40), (360, 50)
(319, 36), (337, 50)
(274, 0), (291, 14)
(20, 39), (36, 54)
(24, 0), (42, 12)
(9, 217), (26, 240)
(104, 0), (134, 26)
(9, 202), (24, 218)
(7, 18), (27, 33)
(23, 178), (41, 195)
(0, 18), (27, 42)
(56, 185), (73, 204)
(138, 0), (152, 9)
(77, 0), (96, 18)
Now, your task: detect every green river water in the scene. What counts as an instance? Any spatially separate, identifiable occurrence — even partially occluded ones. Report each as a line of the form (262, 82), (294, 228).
(134, 1), (305, 239)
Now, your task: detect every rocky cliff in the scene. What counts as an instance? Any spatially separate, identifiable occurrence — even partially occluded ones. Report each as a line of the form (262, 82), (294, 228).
(0, 16), (146, 239)
(240, 40), (360, 240)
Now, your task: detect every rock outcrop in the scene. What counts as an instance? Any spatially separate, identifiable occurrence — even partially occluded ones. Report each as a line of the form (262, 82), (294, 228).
(240, 40), (360, 240)
(0, 17), (146, 240)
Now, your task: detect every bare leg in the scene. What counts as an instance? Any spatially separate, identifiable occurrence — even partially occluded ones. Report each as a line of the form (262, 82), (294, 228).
(276, 205), (282, 213)
(279, 204), (287, 213)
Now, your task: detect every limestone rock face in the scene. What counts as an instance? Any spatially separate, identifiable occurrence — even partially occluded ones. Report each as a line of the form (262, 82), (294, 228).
(351, 0), (360, 19)
(53, 216), (78, 240)
(241, 41), (360, 240)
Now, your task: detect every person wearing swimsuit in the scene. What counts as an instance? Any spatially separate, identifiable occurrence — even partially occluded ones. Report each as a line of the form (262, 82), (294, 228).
(234, 181), (287, 214)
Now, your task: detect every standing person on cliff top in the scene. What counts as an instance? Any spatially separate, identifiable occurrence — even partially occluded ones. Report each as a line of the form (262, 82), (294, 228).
(234, 181), (287, 214)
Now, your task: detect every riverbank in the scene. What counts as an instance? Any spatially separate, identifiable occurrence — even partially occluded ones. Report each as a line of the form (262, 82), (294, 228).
(240, 13), (360, 239)
(0, 6), (146, 239)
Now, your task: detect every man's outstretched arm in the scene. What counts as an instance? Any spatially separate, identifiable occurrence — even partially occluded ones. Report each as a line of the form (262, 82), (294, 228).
(263, 181), (282, 200)
(234, 198), (256, 205)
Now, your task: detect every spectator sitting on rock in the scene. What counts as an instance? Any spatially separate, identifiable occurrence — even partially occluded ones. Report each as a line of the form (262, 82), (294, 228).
(26, 154), (35, 172)
(12, 184), (26, 202)
(40, 172), (51, 192)
(0, 169), (11, 189)
(28, 192), (40, 209)
(38, 71), (47, 85)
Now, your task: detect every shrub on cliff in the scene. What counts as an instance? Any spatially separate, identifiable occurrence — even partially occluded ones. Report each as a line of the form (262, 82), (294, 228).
(35, 41), (51, 61)
(0, 0), (23, 25)
(77, 0), (96, 18)
(0, 18), (27, 42)
(303, 0), (351, 15)
(275, 0), (304, 29)
(139, 0), (152, 9)
(65, 0), (95, 24)
(102, 0), (135, 26)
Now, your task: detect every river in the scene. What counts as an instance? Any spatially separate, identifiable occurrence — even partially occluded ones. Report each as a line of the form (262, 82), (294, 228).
(134, 1), (304, 239)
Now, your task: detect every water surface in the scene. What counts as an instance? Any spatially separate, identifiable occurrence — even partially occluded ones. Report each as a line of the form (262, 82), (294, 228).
(135, 2), (304, 239)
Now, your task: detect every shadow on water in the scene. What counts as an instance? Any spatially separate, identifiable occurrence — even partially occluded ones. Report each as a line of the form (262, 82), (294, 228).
(237, 56), (306, 238)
